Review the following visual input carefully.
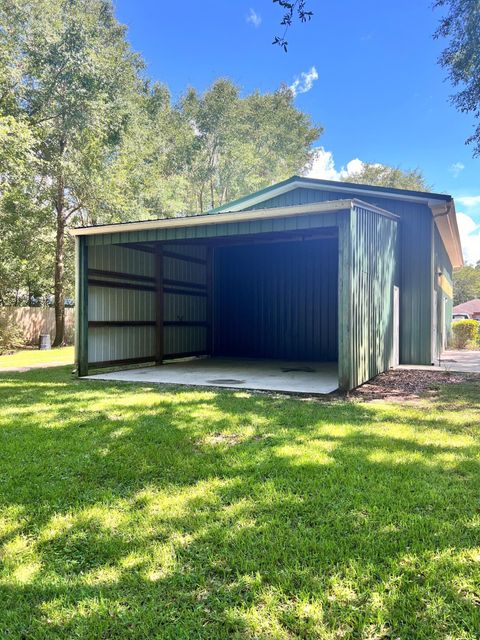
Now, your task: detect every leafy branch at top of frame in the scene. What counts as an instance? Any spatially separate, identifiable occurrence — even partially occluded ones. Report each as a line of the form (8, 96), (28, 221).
(272, 0), (313, 52)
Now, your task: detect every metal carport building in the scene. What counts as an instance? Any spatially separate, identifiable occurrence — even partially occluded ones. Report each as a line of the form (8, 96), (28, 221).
(72, 177), (463, 392)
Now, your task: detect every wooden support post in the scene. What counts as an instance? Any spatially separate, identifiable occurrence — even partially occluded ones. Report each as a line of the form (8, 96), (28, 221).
(76, 236), (89, 376)
(155, 246), (164, 364)
(206, 246), (214, 356)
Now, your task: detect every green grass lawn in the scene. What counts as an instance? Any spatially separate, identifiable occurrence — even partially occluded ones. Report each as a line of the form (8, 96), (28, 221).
(0, 346), (74, 369)
(0, 366), (479, 639)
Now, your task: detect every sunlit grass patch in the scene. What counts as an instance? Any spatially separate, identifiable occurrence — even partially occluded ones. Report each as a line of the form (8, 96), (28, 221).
(0, 346), (74, 369)
(0, 365), (479, 638)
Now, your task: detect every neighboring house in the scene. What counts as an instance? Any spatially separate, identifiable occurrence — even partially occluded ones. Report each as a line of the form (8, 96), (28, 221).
(453, 299), (480, 321)
(72, 176), (463, 391)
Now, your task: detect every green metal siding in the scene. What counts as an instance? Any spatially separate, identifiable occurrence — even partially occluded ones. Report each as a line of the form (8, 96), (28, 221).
(344, 205), (398, 389)
(213, 237), (338, 360)
(81, 211), (349, 379)
(85, 244), (209, 367)
(85, 212), (347, 247)
(88, 245), (155, 365)
(163, 244), (208, 356)
(247, 187), (433, 365)
(78, 202), (400, 389)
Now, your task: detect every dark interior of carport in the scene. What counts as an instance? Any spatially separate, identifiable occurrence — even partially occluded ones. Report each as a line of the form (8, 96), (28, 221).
(82, 226), (340, 388)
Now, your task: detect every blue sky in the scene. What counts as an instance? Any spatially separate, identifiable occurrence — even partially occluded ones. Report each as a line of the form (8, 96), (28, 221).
(114, 0), (480, 263)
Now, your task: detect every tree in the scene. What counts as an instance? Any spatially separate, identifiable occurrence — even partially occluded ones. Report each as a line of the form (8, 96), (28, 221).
(180, 80), (321, 211)
(1, 0), (144, 344)
(344, 163), (430, 191)
(434, 0), (480, 156)
(453, 264), (480, 305)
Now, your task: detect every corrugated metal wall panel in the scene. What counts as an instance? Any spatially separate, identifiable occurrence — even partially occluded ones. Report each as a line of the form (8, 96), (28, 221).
(89, 288), (155, 322)
(88, 327), (155, 363)
(164, 326), (207, 356)
(214, 237), (338, 360)
(89, 244), (154, 276)
(85, 212), (347, 247)
(87, 245), (155, 365)
(163, 244), (208, 357)
(347, 205), (398, 389)
(163, 245), (207, 357)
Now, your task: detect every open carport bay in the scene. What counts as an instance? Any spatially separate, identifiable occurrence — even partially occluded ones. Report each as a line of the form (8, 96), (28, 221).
(85, 229), (340, 393)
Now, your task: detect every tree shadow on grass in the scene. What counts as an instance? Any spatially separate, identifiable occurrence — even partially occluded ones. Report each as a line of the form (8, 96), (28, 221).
(1, 367), (480, 638)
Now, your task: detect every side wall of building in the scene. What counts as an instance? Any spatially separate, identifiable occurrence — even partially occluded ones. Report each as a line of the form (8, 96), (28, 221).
(339, 205), (398, 390)
(87, 244), (156, 367)
(77, 243), (210, 373)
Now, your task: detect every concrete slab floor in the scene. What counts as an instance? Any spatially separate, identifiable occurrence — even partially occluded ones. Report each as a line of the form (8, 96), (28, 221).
(86, 357), (339, 394)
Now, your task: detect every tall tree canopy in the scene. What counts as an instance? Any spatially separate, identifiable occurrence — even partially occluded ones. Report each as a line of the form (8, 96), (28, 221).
(181, 80), (321, 212)
(344, 163), (430, 191)
(434, 0), (480, 156)
(0, 1), (321, 344)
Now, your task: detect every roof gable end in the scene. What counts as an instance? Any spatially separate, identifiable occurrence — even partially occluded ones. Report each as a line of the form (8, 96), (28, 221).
(210, 176), (452, 214)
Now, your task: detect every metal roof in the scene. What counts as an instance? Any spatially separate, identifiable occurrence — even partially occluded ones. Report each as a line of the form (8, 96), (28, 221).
(71, 198), (396, 236)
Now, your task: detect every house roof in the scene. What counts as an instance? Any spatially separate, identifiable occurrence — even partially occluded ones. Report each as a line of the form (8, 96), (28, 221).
(453, 299), (480, 314)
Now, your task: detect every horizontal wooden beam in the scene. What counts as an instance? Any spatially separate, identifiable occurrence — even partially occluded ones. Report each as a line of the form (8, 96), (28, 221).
(88, 355), (156, 369)
(88, 279), (206, 297)
(89, 321), (155, 328)
(88, 268), (154, 283)
(164, 321), (208, 327)
(164, 287), (207, 298)
(88, 278), (155, 292)
(123, 243), (157, 254)
(163, 250), (207, 265)
(164, 350), (207, 360)
(89, 351), (207, 369)
(164, 278), (206, 290)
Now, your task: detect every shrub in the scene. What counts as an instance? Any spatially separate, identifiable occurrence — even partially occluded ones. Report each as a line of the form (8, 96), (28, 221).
(0, 315), (25, 355)
(451, 319), (479, 349)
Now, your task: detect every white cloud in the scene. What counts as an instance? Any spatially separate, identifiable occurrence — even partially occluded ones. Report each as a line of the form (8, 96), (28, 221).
(246, 8), (261, 28)
(457, 211), (480, 265)
(449, 162), (465, 178)
(456, 195), (480, 209)
(289, 66), (318, 97)
(304, 147), (363, 181)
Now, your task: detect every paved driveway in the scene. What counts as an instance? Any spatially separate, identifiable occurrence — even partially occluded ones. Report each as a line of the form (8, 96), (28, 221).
(439, 350), (480, 373)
